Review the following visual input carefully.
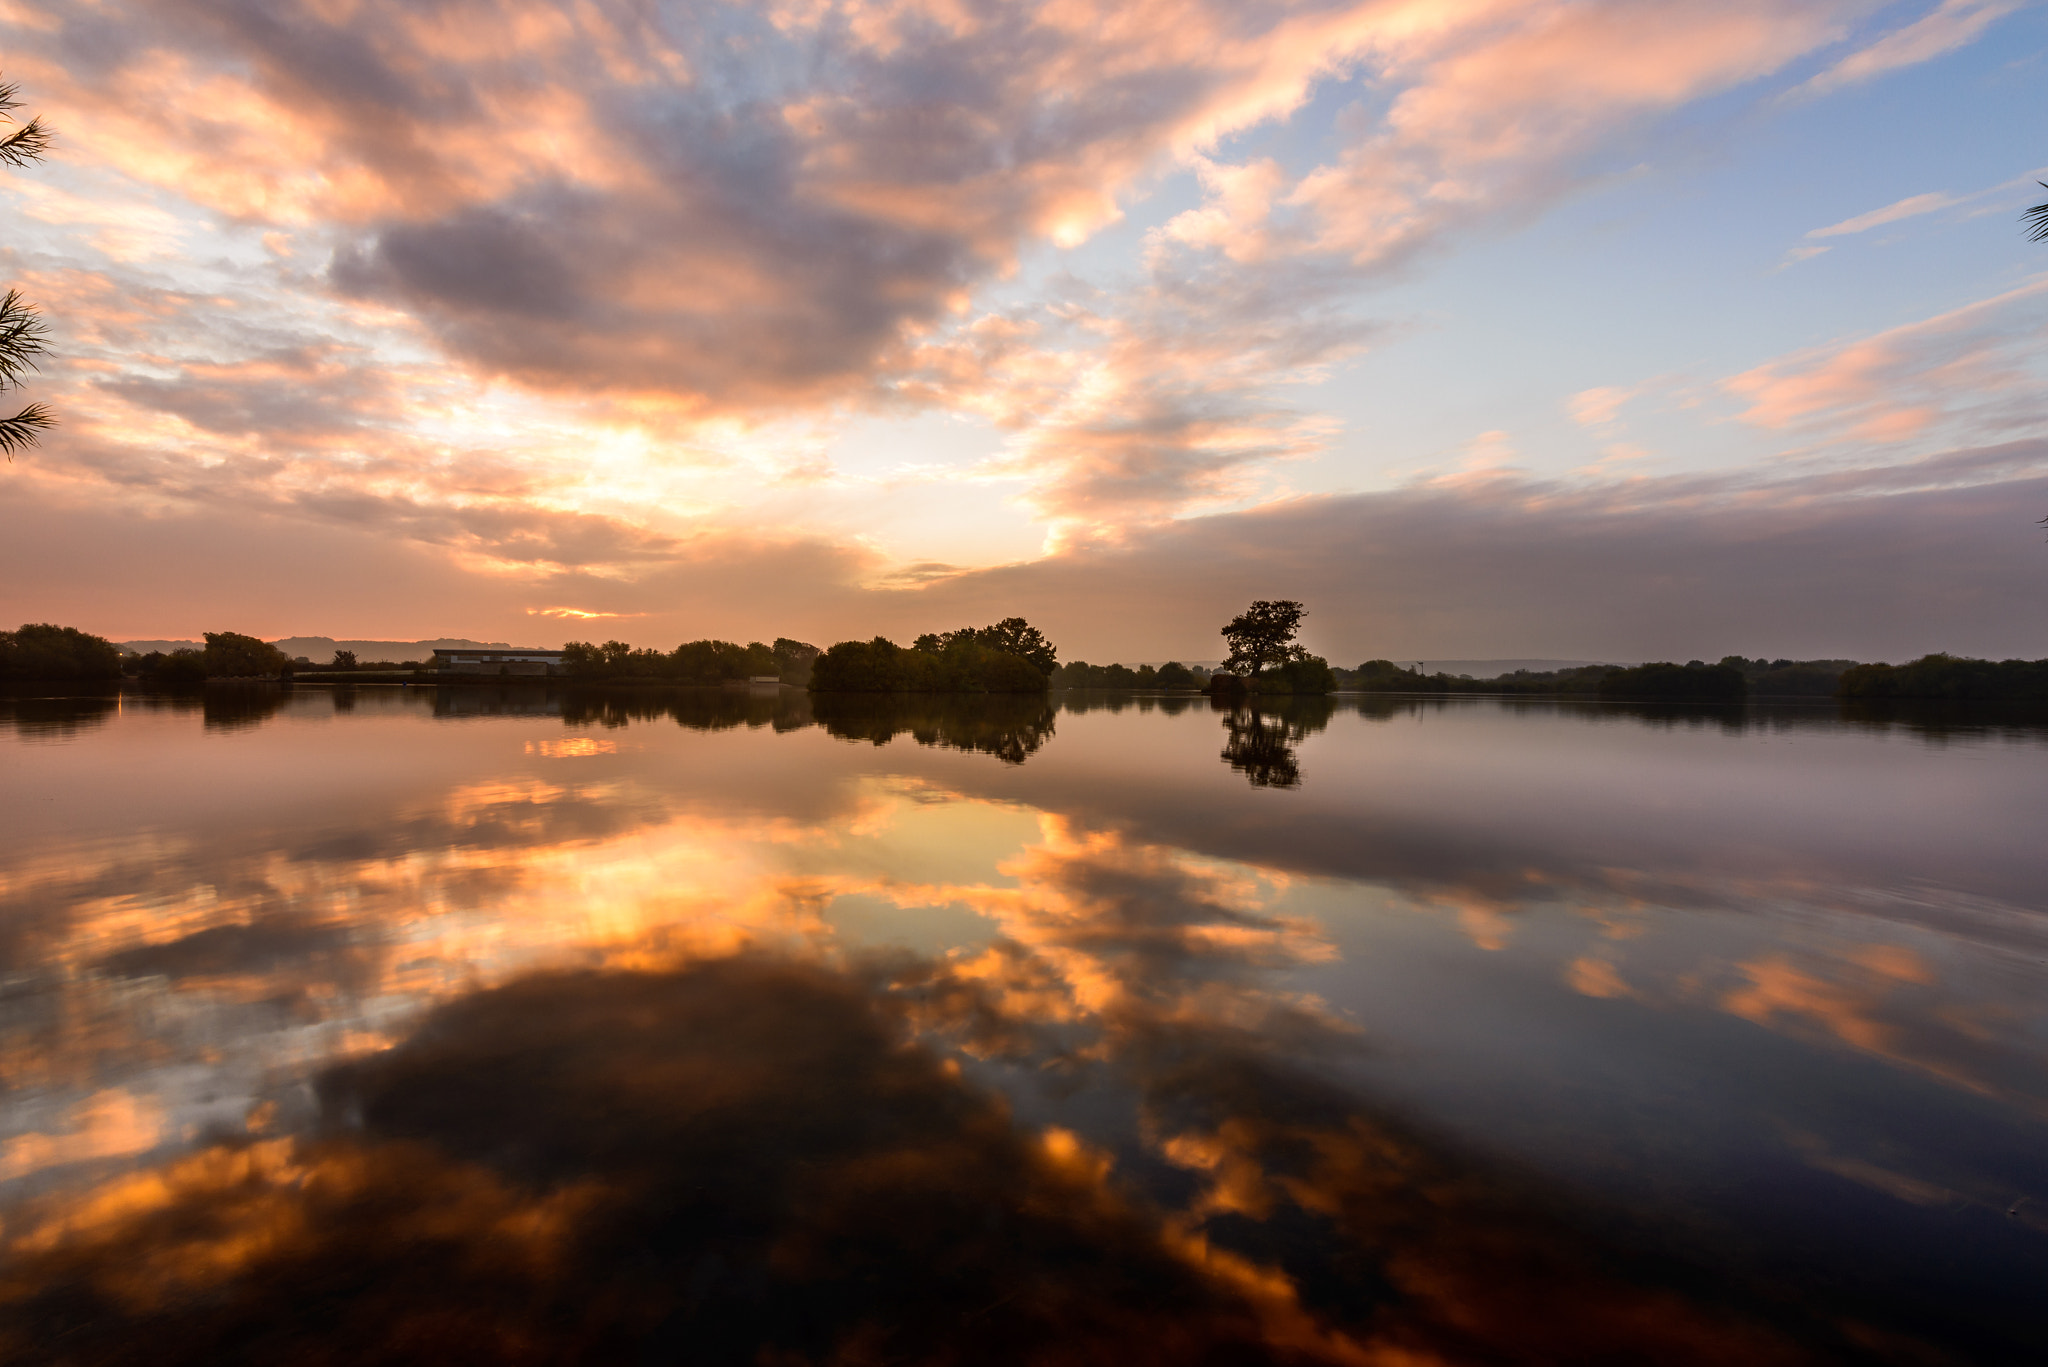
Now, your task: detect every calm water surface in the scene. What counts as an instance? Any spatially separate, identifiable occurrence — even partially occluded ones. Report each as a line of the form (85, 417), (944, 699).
(2, 685), (2046, 1363)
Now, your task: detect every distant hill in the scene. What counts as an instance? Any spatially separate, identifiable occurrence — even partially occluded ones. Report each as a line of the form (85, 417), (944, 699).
(118, 637), (540, 661)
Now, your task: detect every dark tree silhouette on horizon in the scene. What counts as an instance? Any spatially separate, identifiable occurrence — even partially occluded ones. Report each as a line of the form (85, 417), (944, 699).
(0, 74), (53, 458)
(1220, 600), (1308, 678)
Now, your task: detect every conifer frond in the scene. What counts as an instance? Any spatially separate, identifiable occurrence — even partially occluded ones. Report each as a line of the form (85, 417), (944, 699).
(0, 402), (53, 458)
(2025, 184), (2048, 244)
(0, 289), (50, 389)
(0, 115), (50, 166)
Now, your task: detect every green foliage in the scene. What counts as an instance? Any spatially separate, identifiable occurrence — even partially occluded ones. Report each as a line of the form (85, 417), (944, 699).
(1836, 654), (2048, 701)
(1220, 600), (1308, 677)
(0, 623), (122, 679)
(1596, 661), (1746, 701)
(810, 635), (1048, 693)
(202, 631), (291, 678)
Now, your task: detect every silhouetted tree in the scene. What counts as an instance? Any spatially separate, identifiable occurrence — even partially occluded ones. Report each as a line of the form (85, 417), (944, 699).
(0, 623), (121, 679)
(975, 617), (1058, 675)
(331, 650), (357, 670)
(202, 631), (291, 678)
(914, 619), (1058, 675)
(2025, 183), (2048, 243)
(1220, 600), (1308, 678)
(0, 76), (53, 457)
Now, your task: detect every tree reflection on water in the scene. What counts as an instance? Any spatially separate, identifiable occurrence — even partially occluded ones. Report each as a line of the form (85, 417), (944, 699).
(1218, 697), (1334, 789)
(811, 692), (1057, 765)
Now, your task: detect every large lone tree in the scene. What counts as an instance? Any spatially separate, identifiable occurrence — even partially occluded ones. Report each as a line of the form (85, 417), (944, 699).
(0, 74), (53, 457)
(1220, 600), (1308, 677)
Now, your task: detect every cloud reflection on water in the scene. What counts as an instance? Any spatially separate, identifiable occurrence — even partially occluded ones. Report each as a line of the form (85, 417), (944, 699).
(3, 689), (2048, 1358)
(3, 953), (1845, 1366)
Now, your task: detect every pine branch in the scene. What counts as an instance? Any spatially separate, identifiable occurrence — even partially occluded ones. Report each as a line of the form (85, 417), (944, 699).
(0, 115), (49, 167)
(0, 288), (50, 389)
(2025, 184), (2048, 244)
(0, 402), (53, 458)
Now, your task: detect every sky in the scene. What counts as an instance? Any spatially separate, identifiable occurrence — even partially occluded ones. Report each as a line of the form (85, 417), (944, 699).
(2, 0), (2046, 663)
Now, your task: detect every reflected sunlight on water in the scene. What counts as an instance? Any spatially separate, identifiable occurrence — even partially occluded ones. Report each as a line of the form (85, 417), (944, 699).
(2, 685), (2046, 1362)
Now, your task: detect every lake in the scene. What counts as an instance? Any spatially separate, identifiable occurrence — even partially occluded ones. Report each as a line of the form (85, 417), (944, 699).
(3, 684), (2046, 1363)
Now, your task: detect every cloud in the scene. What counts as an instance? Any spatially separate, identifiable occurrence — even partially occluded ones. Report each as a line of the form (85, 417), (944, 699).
(1722, 276), (2048, 445)
(1567, 385), (1637, 429)
(1289, 1), (1858, 270)
(0, 0), (1919, 553)
(1795, 0), (2024, 99)
(897, 437), (2048, 662)
(1806, 190), (1961, 238)
(1776, 243), (1832, 270)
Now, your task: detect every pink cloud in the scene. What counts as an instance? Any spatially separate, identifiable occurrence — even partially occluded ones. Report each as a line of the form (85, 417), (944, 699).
(1795, 0), (2023, 99)
(1722, 279), (2048, 445)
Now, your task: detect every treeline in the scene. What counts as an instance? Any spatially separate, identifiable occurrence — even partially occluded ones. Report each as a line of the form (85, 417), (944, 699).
(1338, 654), (2048, 701)
(560, 638), (818, 685)
(1, 624), (123, 680)
(1340, 656), (1844, 700)
(1052, 660), (1203, 690)
(1838, 654), (2048, 701)
(3, 626), (292, 684)
(1051, 657), (1336, 694)
(811, 637), (1043, 693)
(126, 632), (293, 684)
(809, 619), (1057, 693)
